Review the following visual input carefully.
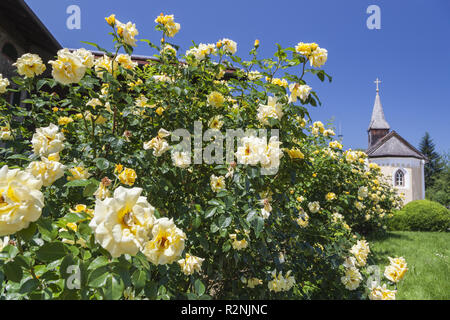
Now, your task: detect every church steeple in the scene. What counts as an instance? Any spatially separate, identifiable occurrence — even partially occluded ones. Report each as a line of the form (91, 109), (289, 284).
(368, 78), (390, 148)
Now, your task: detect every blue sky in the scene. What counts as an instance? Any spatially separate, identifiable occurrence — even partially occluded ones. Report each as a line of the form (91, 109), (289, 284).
(25, 0), (450, 153)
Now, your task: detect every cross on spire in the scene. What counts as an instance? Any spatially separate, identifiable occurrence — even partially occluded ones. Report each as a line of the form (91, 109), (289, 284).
(374, 78), (382, 93)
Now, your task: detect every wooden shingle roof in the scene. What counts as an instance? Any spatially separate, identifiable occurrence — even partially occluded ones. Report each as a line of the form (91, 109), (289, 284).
(366, 130), (427, 161)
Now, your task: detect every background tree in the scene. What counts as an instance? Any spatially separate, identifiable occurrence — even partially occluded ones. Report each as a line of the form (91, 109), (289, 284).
(426, 152), (450, 207)
(419, 132), (444, 188)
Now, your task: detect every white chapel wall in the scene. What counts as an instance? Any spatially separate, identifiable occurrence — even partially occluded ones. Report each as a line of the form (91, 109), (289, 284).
(368, 157), (425, 204)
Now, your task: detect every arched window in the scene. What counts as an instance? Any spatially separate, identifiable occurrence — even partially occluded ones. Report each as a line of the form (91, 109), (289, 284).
(2, 42), (18, 62)
(394, 170), (404, 187)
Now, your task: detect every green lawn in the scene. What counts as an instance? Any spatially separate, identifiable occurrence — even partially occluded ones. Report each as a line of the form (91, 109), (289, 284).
(368, 231), (450, 300)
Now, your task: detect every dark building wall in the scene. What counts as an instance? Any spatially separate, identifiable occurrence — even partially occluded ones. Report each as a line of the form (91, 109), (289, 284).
(368, 128), (389, 148)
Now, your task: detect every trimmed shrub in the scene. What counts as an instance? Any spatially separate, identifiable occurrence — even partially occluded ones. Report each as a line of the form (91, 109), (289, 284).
(389, 200), (450, 232)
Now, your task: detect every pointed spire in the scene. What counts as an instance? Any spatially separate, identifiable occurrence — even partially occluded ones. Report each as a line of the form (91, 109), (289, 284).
(368, 78), (390, 130)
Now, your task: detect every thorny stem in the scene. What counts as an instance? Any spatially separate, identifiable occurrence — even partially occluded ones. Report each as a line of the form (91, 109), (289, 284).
(15, 234), (44, 291)
(111, 46), (120, 135)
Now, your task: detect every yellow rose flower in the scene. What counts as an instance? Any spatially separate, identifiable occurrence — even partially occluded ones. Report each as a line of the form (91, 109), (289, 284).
(116, 54), (137, 70)
(70, 204), (89, 213)
(207, 91), (225, 108)
(269, 77), (288, 88)
(289, 83), (311, 103)
(118, 168), (137, 186)
(142, 217), (186, 265)
(94, 55), (118, 78)
(13, 53), (46, 78)
(105, 14), (116, 26)
(116, 21), (139, 46)
(49, 49), (86, 85)
(296, 211), (309, 228)
(93, 181), (111, 200)
(0, 125), (13, 141)
(309, 47), (328, 68)
(247, 277), (263, 288)
(369, 284), (397, 300)
(329, 141), (343, 149)
(177, 253), (204, 275)
(257, 96), (284, 126)
(308, 201), (320, 213)
(66, 222), (78, 232)
(143, 129), (171, 157)
(31, 123), (65, 157)
(217, 38), (237, 54)
(73, 48), (95, 68)
(229, 232), (249, 250)
(58, 116), (74, 126)
(154, 14), (180, 38)
(286, 148), (304, 160)
(26, 157), (66, 187)
(208, 115), (224, 130)
(156, 107), (165, 116)
(114, 163), (124, 174)
(268, 270), (295, 292)
(0, 74), (10, 94)
(89, 187), (156, 258)
(384, 257), (408, 283)
(210, 175), (226, 192)
(340, 267), (362, 290)
(0, 166), (44, 236)
(68, 166), (91, 181)
(326, 192), (336, 201)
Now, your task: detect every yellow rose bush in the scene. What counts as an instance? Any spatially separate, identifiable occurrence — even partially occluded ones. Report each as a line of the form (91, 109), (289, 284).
(0, 13), (406, 300)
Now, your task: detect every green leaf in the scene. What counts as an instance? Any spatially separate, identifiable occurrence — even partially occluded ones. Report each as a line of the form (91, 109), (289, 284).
(186, 292), (198, 300)
(131, 270), (147, 289)
(248, 167), (259, 179)
(88, 256), (109, 271)
(88, 266), (109, 288)
(83, 180), (99, 197)
(60, 255), (75, 279)
(140, 39), (160, 51)
(36, 79), (48, 91)
(64, 179), (91, 187)
(221, 216), (232, 229)
(204, 207), (217, 218)
(144, 282), (158, 299)
(11, 76), (24, 86)
(208, 199), (224, 207)
(222, 242), (231, 252)
(7, 154), (31, 161)
(36, 242), (67, 262)
(19, 278), (40, 294)
(134, 252), (151, 270)
(94, 158), (110, 171)
(0, 245), (19, 259)
(13, 255), (30, 269)
(210, 223), (219, 233)
(246, 210), (257, 222)
(103, 274), (124, 300)
(254, 216), (265, 237)
(62, 211), (90, 223)
(16, 223), (37, 241)
(4, 260), (23, 282)
(36, 218), (58, 241)
(216, 191), (228, 198)
(80, 41), (112, 56)
(194, 279), (205, 296)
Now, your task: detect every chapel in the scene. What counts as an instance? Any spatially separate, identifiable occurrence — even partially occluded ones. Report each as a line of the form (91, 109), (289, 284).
(366, 78), (427, 204)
